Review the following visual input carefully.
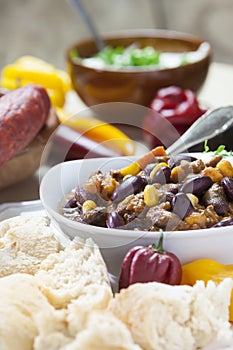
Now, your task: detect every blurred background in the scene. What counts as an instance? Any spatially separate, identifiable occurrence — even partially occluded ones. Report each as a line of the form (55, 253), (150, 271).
(0, 0), (233, 69)
(1, 0), (233, 202)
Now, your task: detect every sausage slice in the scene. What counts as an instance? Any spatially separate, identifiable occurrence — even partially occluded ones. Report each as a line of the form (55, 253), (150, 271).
(0, 84), (50, 166)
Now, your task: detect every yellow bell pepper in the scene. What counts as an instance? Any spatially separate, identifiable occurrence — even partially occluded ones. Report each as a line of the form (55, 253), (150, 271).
(181, 259), (233, 321)
(0, 56), (71, 107)
(56, 108), (135, 156)
(120, 146), (167, 176)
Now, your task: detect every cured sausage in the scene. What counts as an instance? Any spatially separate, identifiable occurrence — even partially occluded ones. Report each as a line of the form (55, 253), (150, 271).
(0, 84), (50, 166)
(0, 87), (9, 98)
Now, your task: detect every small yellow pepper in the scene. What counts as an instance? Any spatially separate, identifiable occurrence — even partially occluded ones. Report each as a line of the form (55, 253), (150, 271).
(56, 108), (135, 156)
(181, 259), (233, 321)
(0, 56), (71, 107)
(120, 146), (167, 176)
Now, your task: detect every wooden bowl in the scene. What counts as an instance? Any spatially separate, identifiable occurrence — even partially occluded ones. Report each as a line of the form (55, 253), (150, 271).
(67, 29), (212, 107)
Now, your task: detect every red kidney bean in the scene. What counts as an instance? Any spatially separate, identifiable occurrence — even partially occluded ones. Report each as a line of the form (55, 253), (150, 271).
(75, 186), (107, 207)
(151, 166), (171, 184)
(203, 183), (229, 216)
(180, 176), (213, 197)
(111, 175), (147, 202)
(171, 193), (194, 219)
(168, 154), (197, 169)
(106, 212), (125, 228)
(75, 187), (89, 204)
(64, 196), (78, 208)
(83, 207), (108, 227)
(213, 200), (229, 216)
(222, 177), (233, 201)
(213, 218), (233, 227)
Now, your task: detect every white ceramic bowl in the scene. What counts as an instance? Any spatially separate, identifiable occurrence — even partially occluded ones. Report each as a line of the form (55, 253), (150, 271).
(40, 154), (233, 276)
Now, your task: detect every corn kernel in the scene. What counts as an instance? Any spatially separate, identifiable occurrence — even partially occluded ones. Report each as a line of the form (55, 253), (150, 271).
(150, 162), (168, 180)
(185, 212), (206, 227)
(216, 160), (233, 178)
(123, 174), (132, 181)
(186, 193), (199, 207)
(170, 166), (186, 183)
(202, 167), (223, 182)
(82, 200), (96, 214)
(144, 185), (159, 206)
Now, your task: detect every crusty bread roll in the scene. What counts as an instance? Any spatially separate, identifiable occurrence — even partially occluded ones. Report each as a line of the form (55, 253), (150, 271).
(34, 309), (142, 350)
(1, 215), (232, 350)
(33, 308), (71, 350)
(0, 274), (55, 350)
(109, 280), (233, 350)
(62, 310), (142, 350)
(35, 237), (112, 309)
(0, 215), (61, 277)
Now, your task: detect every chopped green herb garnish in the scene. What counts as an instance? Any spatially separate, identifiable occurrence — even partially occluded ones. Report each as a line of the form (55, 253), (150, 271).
(203, 140), (233, 157)
(93, 45), (161, 67)
(74, 43), (207, 70)
(203, 140), (210, 153)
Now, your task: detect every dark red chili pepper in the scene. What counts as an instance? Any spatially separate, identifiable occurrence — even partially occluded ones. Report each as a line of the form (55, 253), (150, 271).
(143, 86), (206, 148)
(151, 86), (206, 121)
(119, 232), (182, 290)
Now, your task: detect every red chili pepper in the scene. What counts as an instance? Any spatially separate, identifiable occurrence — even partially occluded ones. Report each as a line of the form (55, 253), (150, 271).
(119, 232), (182, 290)
(143, 86), (206, 148)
